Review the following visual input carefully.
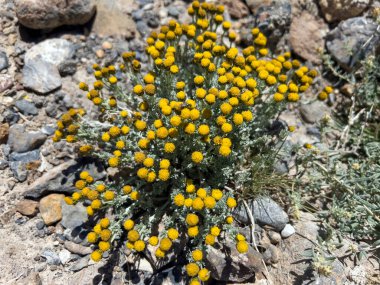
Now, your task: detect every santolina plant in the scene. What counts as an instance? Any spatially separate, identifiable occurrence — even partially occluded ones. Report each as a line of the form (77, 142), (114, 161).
(53, 1), (331, 283)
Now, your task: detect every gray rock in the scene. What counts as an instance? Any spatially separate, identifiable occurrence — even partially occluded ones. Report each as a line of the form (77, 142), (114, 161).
(24, 158), (106, 199)
(0, 160), (8, 170)
(15, 0), (95, 29)
(36, 219), (45, 230)
(61, 202), (87, 230)
(262, 244), (280, 265)
(64, 240), (91, 256)
(0, 51), (9, 71)
(41, 249), (61, 265)
(326, 17), (380, 70)
(136, 21), (150, 36)
(22, 60), (62, 94)
(58, 249), (71, 265)
(15, 100), (38, 116)
(234, 197), (289, 231)
(41, 125), (55, 136)
(281, 224), (295, 238)
(299, 101), (330, 124)
(10, 161), (28, 182)
(319, 0), (370, 22)
(9, 150), (40, 162)
(69, 257), (89, 272)
(25, 39), (76, 67)
(206, 240), (263, 282)
(7, 124), (47, 153)
(0, 74), (13, 93)
(58, 60), (77, 76)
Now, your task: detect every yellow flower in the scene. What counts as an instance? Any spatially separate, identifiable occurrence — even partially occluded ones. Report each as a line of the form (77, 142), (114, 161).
(155, 248), (165, 258)
(210, 226), (221, 236)
(104, 190), (115, 201)
(205, 234), (215, 245)
(198, 125), (210, 136)
(273, 92), (285, 102)
(99, 241), (111, 252)
(134, 240), (146, 252)
(288, 125), (296, 132)
(192, 197), (204, 211)
(167, 228), (179, 240)
(176, 81), (185, 90)
(90, 250), (102, 262)
(186, 213), (199, 226)
(221, 123), (232, 133)
(219, 145), (231, 157)
(184, 198), (193, 207)
(204, 196), (216, 209)
(220, 102), (232, 115)
(198, 268), (210, 281)
(134, 152), (146, 163)
(191, 151), (203, 163)
(174, 193), (185, 206)
(236, 240), (249, 253)
(164, 142), (176, 153)
(318, 91), (328, 100)
(159, 159), (170, 169)
(233, 113), (244, 125)
(156, 127), (169, 139)
(158, 169), (170, 181)
(108, 157), (119, 167)
(143, 157), (154, 168)
(109, 126), (121, 137)
(190, 109), (200, 120)
(130, 191), (139, 200)
(226, 197), (237, 208)
(196, 188), (207, 198)
(194, 75), (204, 85)
(127, 230), (140, 242)
(288, 93), (300, 102)
(149, 236), (159, 246)
(159, 237), (172, 251)
(87, 232), (98, 243)
(186, 184), (196, 193)
(185, 123), (196, 134)
(99, 218), (110, 228)
(170, 115), (182, 127)
(100, 229), (112, 241)
(226, 216), (233, 224)
(192, 249), (203, 261)
(186, 263), (200, 277)
(135, 120), (147, 131)
(91, 199), (102, 209)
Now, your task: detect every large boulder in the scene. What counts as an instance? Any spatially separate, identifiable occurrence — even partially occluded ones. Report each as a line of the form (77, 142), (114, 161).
(15, 0), (96, 29)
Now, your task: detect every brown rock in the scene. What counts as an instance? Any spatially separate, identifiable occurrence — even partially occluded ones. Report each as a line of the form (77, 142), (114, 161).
(206, 240), (263, 282)
(289, 11), (328, 64)
(262, 244), (280, 265)
(268, 230), (281, 244)
(39, 194), (65, 225)
(319, 0), (370, 22)
(221, 0), (250, 19)
(245, 0), (272, 13)
(92, 0), (137, 39)
(15, 199), (39, 216)
(0, 74), (13, 93)
(15, 0), (95, 29)
(0, 123), (9, 144)
(64, 240), (92, 256)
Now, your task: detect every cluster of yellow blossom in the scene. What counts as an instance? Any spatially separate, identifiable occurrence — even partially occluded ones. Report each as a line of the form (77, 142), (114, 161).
(54, 1), (328, 282)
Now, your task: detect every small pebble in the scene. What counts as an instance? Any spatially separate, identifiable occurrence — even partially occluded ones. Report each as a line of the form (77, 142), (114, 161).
(281, 224), (296, 238)
(102, 41), (113, 49)
(95, 49), (105, 58)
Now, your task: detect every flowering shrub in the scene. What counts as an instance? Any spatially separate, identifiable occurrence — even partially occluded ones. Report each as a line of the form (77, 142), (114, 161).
(53, 1), (329, 283)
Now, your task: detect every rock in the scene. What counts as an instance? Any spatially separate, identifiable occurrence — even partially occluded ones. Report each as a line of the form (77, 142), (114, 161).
(245, 0), (272, 13)
(319, 0), (370, 22)
(206, 240), (264, 282)
(15, 199), (39, 216)
(0, 160), (8, 170)
(149, 266), (185, 284)
(64, 240), (92, 256)
(59, 249), (71, 265)
(289, 12), (328, 64)
(0, 74), (13, 93)
(326, 17), (380, 70)
(24, 158), (106, 199)
(10, 161), (28, 182)
(95, 49), (105, 58)
(41, 249), (61, 265)
(299, 101), (330, 124)
(15, 272), (42, 285)
(92, 0), (137, 39)
(61, 202), (87, 230)
(102, 41), (113, 50)
(268, 231), (281, 244)
(281, 224), (295, 238)
(70, 256), (89, 272)
(9, 149), (40, 162)
(262, 244), (280, 265)
(22, 60), (62, 94)
(15, 100), (38, 116)
(234, 197), (289, 231)
(15, 0), (95, 29)
(58, 60), (77, 76)
(221, 0), (249, 19)
(252, 0), (292, 49)
(7, 124), (47, 153)
(36, 219), (45, 230)
(0, 123), (9, 144)
(136, 21), (150, 37)
(39, 194), (65, 225)
(24, 39), (76, 66)
(0, 51), (9, 71)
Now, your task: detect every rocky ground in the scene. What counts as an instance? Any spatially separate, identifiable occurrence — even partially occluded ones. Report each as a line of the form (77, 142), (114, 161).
(0, 0), (379, 284)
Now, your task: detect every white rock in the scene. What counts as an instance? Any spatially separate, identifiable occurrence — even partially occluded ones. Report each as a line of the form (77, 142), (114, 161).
(281, 224), (296, 238)
(59, 249), (71, 264)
